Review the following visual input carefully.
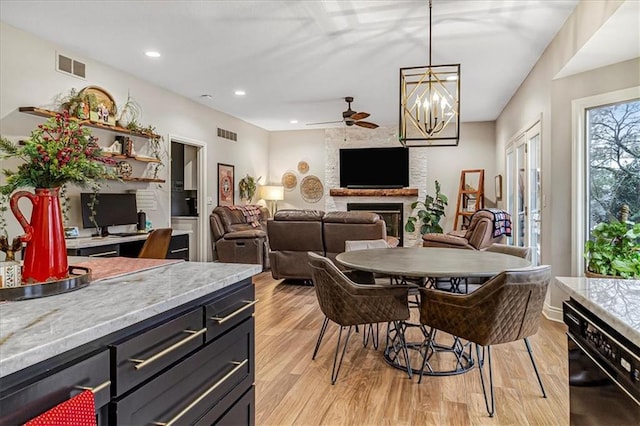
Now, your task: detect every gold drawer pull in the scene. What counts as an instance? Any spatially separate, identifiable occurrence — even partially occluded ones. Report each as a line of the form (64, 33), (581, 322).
(75, 379), (111, 394)
(129, 328), (206, 370)
(210, 299), (259, 324)
(152, 359), (248, 426)
(89, 250), (118, 257)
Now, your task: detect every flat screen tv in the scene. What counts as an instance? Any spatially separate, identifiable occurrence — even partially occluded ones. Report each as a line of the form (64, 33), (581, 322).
(81, 192), (138, 236)
(339, 147), (409, 188)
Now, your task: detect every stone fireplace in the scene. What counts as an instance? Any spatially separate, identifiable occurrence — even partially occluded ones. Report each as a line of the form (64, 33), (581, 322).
(323, 126), (428, 247)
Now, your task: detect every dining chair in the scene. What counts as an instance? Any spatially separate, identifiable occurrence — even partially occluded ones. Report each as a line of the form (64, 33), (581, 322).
(485, 242), (532, 261)
(307, 252), (413, 384)
(417, 265), (551, 416)
(138, 228), (173, 259)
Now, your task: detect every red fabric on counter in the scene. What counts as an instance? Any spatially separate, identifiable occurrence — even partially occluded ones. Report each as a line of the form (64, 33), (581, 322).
(24, 389), (96, 426)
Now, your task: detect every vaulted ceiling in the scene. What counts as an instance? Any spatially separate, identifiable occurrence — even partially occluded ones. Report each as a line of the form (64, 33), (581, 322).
(0, 1), (581, 131)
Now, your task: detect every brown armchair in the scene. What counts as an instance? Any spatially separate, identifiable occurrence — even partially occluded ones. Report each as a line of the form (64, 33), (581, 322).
(417, 265), (551, 416)
(308, 252), (413, 384)
(210, 205), (270, 269)
(422, 210), (506, 250)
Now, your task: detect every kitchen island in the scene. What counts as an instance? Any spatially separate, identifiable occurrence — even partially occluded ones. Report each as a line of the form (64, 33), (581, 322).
(0, 258), (261, 425)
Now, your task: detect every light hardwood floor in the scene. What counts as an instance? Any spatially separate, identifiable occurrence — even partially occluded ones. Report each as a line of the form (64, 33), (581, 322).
(253, 271), (570, 425)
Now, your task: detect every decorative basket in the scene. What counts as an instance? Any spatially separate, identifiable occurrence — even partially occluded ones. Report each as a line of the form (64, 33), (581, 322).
(584, 270), (621, 279)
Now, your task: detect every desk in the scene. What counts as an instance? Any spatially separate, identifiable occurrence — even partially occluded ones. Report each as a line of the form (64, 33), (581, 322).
(65, 230), (191, 260)
(336, 247), (532, 376)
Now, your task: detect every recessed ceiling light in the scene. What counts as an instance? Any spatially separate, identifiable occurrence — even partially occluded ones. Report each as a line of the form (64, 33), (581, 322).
(234, 90), (246, 96)
(446, 75), (458, 81)
(200, 94), (213, 99)
(145, 51), (161, 58)
(290, 120), (298, 124)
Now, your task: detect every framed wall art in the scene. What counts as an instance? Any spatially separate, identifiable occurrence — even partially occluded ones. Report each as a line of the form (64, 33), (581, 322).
(218, 163), (235, 206)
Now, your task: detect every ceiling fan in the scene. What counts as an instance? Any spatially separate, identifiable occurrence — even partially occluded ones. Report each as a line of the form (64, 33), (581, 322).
(307, 97), (379, 129)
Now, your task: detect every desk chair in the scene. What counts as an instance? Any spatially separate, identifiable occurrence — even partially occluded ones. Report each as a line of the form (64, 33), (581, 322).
(417, 265), (551, 416)
(308, 252), (413, 384)
(138, 228), (172, 259)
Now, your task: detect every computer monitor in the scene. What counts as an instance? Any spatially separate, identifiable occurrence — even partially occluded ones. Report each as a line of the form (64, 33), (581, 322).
(81, 192), (138, 236)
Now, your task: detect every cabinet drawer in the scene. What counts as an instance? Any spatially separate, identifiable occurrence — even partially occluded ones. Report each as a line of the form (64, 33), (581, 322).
(205, 284), (256, 342)
(0, 350), (110, 425)
(70, 244), (120, 257)
(112, 317), (254, 425)
(167, 234), (189, 260)
(195, 386), (255, 426)
(112, 308), (204, 396)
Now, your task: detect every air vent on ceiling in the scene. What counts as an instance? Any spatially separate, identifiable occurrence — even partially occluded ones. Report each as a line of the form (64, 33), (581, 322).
(217, 128), (237, 141)
(56, 53), (86, 79)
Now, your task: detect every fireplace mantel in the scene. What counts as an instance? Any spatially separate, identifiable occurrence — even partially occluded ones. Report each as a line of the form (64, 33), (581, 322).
(329, 188), (418, 197)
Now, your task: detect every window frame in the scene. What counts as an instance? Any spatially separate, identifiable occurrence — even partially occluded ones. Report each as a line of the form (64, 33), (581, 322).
(571, 86), (640, 276)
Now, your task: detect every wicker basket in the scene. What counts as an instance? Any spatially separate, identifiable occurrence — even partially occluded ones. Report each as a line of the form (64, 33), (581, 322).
(584, 270), (620, 279)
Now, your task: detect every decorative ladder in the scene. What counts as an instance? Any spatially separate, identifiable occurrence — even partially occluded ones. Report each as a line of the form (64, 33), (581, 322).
(453, 169), (485, 230)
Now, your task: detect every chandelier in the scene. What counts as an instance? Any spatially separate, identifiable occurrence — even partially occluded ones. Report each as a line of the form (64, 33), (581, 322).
(399, 0), (460, 147)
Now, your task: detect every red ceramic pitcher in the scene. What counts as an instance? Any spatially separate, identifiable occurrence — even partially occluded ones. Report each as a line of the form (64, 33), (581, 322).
(10, 187), (69, 283)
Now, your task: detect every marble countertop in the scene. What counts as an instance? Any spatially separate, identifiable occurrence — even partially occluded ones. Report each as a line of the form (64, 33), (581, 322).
(0, 259), (261, 378)
(554, 276), (640, 347)
(65, 229), (191, 249)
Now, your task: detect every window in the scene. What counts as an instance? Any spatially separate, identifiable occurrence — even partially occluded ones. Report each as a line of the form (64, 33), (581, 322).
(586, 99), (640, 228)
(571, 87), (640, 275)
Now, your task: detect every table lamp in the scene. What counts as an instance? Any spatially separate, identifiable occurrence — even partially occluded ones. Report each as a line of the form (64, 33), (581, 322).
(260, 185), (284, 216)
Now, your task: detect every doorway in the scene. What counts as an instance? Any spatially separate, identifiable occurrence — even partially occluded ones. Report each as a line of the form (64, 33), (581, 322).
(505, 121), (542, 265)
(169, 135), (207, 261)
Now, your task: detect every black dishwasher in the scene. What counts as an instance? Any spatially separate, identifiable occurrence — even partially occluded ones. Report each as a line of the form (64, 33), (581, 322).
(563, 299), (640, 425)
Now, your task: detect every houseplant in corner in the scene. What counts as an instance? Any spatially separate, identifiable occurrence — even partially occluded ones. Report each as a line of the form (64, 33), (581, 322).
(0, 111), (116, 283)
(584, 205), (640, 279)
(405, 180), (448, 236)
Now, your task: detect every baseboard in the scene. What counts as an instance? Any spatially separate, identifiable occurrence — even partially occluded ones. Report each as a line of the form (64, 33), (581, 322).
(543, 302), (564, 323)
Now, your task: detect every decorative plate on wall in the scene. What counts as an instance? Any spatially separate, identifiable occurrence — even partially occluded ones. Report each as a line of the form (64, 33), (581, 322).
(281, 171), (297, 191)
(300, 175), (323, 203)
(297, 161), (309, 174)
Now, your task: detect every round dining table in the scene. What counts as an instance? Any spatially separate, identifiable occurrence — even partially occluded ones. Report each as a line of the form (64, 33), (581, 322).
(335, 246), (532, 377)
(335, 246), (531, 279)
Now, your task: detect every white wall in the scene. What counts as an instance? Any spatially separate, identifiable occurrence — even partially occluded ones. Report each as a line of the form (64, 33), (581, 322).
(269, 122), (496, 246)
(495, 0), (639, 317)
(0, 22), (270, 260)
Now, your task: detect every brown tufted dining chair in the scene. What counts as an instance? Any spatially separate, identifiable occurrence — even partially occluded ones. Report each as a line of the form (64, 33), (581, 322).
(307, 252), (413, 384)
(138, 228), (173, 259)
(417, 265), (551, 416)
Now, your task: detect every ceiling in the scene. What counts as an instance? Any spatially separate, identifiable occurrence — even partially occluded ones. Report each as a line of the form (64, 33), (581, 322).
(0, 0), (581, 131)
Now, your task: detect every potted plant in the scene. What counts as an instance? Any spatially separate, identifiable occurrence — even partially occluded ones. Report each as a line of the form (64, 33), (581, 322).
(117, 91), (142, 128)
(405, 180), (448, 235)
(584, 206), (640, 279)
(0, 111), (116, 282)
(238, 174), (261, 203)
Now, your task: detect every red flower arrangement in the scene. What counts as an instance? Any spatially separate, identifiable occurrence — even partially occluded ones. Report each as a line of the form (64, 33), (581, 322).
(0, 110), (116, 195)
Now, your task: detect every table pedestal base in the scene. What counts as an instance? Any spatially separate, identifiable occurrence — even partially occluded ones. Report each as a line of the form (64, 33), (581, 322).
(384, 321), (474, 377)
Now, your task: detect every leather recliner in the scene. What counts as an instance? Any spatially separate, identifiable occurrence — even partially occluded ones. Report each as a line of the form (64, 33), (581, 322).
(267, 209), (388, 281)
(267, 209), (325, 280)
(422, 210), (505, 250)
(322, 211), (387, 266)
(210, 205), (270, 269)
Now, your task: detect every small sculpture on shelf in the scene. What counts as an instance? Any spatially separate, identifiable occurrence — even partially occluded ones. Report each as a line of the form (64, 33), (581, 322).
(0, 235), (22, 262)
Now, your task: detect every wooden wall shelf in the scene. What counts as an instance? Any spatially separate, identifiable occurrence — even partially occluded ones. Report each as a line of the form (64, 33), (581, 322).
(19, 107), (160, 139)
(329, 188), (418, 197)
